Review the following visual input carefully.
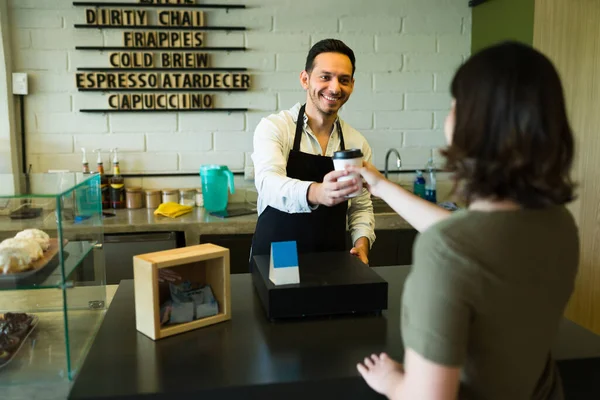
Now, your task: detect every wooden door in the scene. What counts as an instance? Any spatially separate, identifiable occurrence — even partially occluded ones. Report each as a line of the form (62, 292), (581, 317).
(533, 0), (600, 334)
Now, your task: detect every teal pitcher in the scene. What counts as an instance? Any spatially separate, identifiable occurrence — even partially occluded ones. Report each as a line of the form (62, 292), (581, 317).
(199, 165), (235, 212)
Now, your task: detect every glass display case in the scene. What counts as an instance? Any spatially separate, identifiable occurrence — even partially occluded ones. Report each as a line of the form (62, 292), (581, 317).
(0, 173), (106, 384)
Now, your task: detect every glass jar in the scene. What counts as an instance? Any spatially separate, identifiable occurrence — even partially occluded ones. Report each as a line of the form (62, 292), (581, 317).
(179, 189), (195, 207)
(195, 188), (204, 207)
(125, 187), (143, 209)
(145, 189), (161, 209)
(161, 189), (179, 204)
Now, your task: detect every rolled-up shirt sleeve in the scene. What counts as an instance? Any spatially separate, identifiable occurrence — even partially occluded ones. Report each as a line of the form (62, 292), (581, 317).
(252, 118), (314, 214)
(347, 142), (376, 248)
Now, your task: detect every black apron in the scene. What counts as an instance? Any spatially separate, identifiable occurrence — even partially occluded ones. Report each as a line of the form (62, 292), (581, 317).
(251, 104), (348, 258)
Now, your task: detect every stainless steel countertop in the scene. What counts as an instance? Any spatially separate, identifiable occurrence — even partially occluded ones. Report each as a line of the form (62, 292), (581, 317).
(0, 207), (413, 245)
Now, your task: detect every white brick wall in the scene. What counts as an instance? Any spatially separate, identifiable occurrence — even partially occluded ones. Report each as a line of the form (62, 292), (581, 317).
(6, 0), (471, 174)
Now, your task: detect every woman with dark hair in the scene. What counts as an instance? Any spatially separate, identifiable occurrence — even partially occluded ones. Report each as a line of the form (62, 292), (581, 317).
(351, 41), (578, 400)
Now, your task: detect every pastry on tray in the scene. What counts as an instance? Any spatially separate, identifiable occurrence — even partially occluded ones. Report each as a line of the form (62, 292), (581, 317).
(0, 229), (52, 276)
(0, 238), (43, 261)
(0, 313), (34, 337)
(0, 334), (19, 352)
(0, 247), (32, 275)
(15, 229), (50, 251)
(0, 312), (36, 367)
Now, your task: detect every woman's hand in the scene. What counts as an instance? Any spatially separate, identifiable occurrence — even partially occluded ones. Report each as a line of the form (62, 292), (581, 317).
(346, 161), (387, 198)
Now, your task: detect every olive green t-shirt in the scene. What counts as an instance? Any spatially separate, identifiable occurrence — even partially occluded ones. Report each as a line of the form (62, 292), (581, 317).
(401, 206), (579, 400)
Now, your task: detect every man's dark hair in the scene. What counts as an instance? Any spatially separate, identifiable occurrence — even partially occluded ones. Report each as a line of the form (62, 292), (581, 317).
(442, 41), (575, 208)
(305, 39), (356, 76)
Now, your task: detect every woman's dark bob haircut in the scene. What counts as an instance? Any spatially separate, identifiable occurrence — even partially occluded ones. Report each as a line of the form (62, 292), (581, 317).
(442, 41), (575, 208)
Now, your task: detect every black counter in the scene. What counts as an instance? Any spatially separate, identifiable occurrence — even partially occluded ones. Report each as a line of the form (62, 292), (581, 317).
(69, 266), (600, 400)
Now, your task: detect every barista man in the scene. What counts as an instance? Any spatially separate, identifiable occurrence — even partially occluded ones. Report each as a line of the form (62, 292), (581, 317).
(250, 39), (375, 264)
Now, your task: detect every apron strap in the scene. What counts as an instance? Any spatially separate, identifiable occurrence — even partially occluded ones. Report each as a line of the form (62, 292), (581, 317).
(292, 104), (346, 152)
(337, 119), (345, 151)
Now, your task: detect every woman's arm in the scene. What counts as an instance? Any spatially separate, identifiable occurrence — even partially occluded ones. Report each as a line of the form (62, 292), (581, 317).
(348, 162), (451, 232)
(400, 349), (461, 399)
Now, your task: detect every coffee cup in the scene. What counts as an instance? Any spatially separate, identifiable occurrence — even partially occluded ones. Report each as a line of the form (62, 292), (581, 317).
(332, 148), (363, 198)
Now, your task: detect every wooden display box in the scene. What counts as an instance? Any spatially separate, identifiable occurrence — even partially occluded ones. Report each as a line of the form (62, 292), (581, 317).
(133, 243), (231, 340)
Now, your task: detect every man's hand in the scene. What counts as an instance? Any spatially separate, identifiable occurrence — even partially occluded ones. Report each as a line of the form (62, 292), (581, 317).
(307, 170), (359, 207)
(350, 236), (369, 264)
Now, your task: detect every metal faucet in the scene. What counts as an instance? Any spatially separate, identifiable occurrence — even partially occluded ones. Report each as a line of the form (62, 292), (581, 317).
(384, 148), (402, 179)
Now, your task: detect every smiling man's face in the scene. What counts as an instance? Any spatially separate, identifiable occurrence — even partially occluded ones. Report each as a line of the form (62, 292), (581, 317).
(301, 52), (354, 117)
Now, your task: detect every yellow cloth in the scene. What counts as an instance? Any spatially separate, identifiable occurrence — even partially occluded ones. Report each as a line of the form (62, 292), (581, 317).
(154, 202), (193, 218)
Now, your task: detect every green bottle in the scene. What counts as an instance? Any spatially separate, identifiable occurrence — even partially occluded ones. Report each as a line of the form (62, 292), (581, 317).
(413, 170), (426, 199)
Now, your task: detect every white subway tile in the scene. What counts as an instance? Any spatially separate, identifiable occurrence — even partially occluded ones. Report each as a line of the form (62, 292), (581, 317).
(252, 72), (303, 90)
(72, 93), (107, 111)
(404, 130), (446, 147)
(9, 0), (71, 9)
(405, 93), (452, 110)
(207, 9), (272, 31)
(376, 35), (436, 53)
(10, 9), (62, 28)
(29, 72), (76, 93)
(180, 152), (244, 172)
(31, 29), (103, 49)
(36, 113), (108, 134)
(0, 151), (12, 174)
(358, 54), (403, 72)
(352, 72), (373, 94)
(204, 33), (245, 47)
(434, 111), (449, 130)
(33, 154), (82, 173)
(278, 92), (305, 110)
(375, 111), (433, 129)
(214, 131), (253, 152)
(74, 134), (146, 152)
(14, 50), (67, 71)
(343, 93), (404, 112)
(211, 52), (275, 71)
(110, 113), (177, 133)
(213, 93), (277, 111)
(12, 30), (31, 49)
(437, 34), (471, 54)
(404, 53), (463, 72)
(246, 111), (272, 133)
(339, 110), (373, 130)
(28, 94), (71, 113)
(361, 131), (404, 167)
(68, 51), (109, 72)
(146, 132), (212, 152)
(28, 134), (73, 154)
(340, 16), (401, 33)
(373, 72), (433, 92)
(140, 176), (200, 190)
(403, 15), (462, 35)
(121, 153), (179, 173)
(275, 14), (338, 33)
(179, 112), (244, 132)
(276, 53), (307, 72)
(396, 147), (434, 169)
(310, 34), (375, 53)
(434, 72), (454, 93)
(102, 30), (123, 47)
(246, 33), (310, 52)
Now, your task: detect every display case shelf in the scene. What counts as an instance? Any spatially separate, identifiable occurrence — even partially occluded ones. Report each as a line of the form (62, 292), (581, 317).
(0, 241), (95, 290)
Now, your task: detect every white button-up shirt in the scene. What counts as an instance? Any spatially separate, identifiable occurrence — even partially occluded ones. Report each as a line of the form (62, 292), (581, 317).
(251, 103), (376, 247)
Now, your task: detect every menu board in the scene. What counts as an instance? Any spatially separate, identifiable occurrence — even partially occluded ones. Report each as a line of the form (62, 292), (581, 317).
(73, 0), (249, 112)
